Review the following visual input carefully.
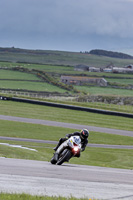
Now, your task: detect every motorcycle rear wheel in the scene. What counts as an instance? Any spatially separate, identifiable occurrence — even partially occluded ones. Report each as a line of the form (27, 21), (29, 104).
(56, 149), (72, 165)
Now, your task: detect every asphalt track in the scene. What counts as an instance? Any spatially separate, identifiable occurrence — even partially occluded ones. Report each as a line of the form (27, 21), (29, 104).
(0, 157), (133, 200)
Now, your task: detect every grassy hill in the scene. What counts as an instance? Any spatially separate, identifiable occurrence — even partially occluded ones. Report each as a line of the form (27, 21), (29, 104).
(0, 47), (133, 67)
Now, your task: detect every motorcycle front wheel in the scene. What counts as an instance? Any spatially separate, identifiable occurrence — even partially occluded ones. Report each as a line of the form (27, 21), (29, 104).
(50, 156), (57, 164)
(56, 149), (72, 165)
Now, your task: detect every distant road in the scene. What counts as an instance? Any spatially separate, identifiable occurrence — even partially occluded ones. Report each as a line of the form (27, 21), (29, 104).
(0, 136), (133, 149)
(0, 115), (133, 137)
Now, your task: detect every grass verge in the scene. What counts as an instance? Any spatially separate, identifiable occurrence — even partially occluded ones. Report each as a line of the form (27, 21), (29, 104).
(0, 141), (133, 170)
(0, 193), (94, 200)
(0, 101), (133, 131)
(0, 120), (133, 145)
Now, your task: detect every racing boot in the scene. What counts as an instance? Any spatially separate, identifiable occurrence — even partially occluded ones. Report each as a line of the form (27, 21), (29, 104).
(53, 139), (63, 151)
(53, 144), (60, 151)
(53, 147), (57, 151)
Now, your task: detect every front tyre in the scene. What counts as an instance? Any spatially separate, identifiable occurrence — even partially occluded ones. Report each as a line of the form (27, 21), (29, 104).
(56, 149), (72, 165)
(50, 157), (57, 164)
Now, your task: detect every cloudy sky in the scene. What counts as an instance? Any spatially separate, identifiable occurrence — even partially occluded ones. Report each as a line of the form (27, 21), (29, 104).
(1, 0), (133, 54)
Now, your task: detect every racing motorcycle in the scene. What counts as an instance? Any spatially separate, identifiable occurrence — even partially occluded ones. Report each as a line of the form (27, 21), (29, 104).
(51, 136), (81, 165)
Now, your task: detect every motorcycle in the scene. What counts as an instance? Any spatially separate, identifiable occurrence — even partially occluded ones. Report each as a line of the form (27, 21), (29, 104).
(51, 136), (81, 165)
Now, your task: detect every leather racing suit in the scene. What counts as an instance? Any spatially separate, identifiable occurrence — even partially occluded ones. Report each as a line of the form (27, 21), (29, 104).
(54, 131), (88, 153)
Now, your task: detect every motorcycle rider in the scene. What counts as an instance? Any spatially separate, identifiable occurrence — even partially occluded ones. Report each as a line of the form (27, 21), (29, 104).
(53, 129), (89, 161)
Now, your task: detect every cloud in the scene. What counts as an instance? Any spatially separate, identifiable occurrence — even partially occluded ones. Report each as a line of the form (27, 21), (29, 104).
(0, 0), (133, 51)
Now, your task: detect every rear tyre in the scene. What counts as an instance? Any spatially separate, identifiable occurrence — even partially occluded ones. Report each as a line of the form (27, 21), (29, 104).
(56, 150), (72, 165)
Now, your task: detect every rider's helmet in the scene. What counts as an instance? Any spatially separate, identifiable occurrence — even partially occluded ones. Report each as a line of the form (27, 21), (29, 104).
(80, 129), (89, 139)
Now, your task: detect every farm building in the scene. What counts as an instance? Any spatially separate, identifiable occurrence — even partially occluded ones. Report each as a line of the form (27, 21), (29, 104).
(125, 64), (133, 69)
(74, 65), (101, 72)
(89, 67), (101, 72)
(103, 63), (115, 73)
(113, 67), (133, 73)
(61, 75), (107, 86)
(103, 63), (133, 73)
(103, 68), (113, 73)
(74, 65), (89, 71)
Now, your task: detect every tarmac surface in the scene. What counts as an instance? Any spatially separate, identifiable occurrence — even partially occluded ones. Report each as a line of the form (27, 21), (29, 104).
(0, 158), (133, 200)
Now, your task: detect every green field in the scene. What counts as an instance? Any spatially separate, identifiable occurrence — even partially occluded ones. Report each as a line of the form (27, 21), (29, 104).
(106, 78), (133, 85)
(0, 80), (67, 92)
(0, 69), (40, 80)
(74, 85), (133, 96)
